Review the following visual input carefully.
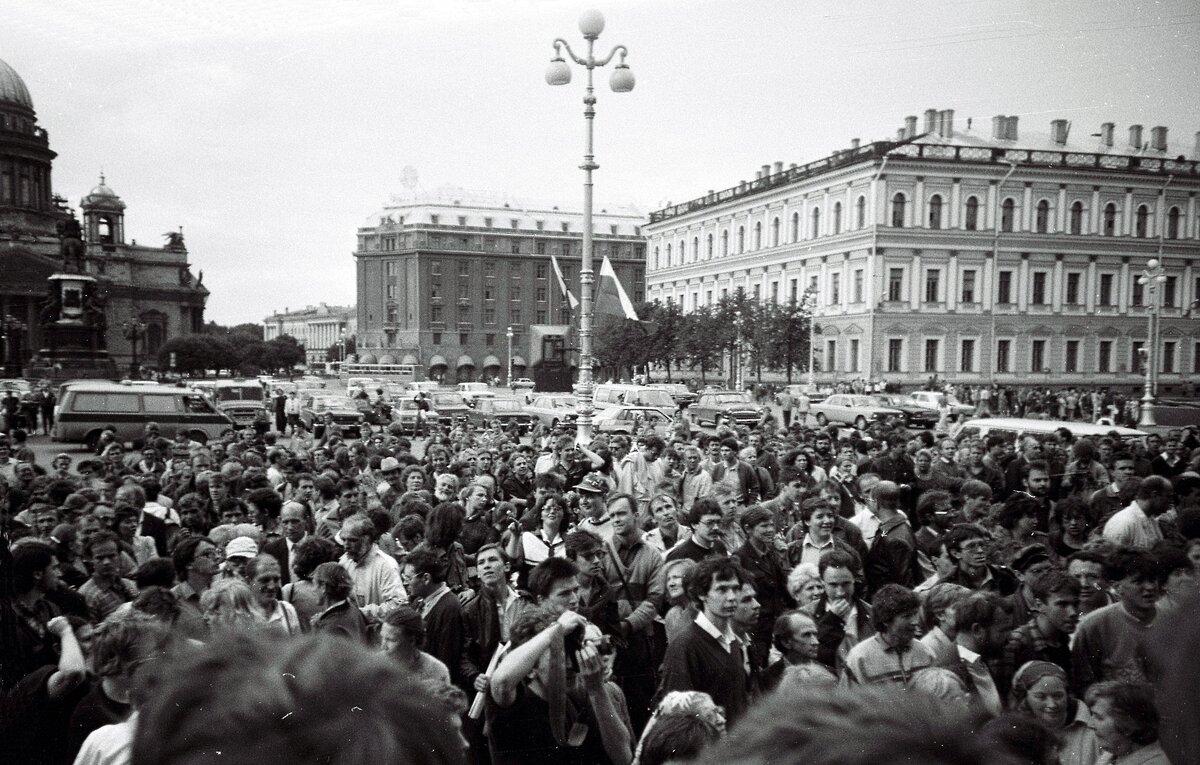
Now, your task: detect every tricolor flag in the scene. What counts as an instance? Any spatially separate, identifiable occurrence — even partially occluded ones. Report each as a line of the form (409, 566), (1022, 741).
(550, 254), (579, 311)
(595, 254), (640, 321)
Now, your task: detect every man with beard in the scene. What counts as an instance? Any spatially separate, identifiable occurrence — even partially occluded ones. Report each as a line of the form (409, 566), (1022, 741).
(952, 592), (1014, 714)
(339, 515), (407, 625)
(843, 584), (934, 687)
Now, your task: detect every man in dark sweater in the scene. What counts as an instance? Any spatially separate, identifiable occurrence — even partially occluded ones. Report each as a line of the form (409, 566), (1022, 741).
(402, 549), (465, 688)
(666, 498), (728, 563)
(658, 555), (749, 722)
(862, 481), (918, 597)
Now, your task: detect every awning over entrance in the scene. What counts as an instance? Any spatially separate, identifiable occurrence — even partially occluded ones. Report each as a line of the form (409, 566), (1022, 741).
(482, 355), (501, 369)
(428, 355), (447, 368)
(456, 355), (475, 368)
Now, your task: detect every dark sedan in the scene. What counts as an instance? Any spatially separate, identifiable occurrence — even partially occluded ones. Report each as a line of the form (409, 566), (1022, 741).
(467, 397), (532, 433)
(870, 394), (940, 428)
(688, 391), (764, 429)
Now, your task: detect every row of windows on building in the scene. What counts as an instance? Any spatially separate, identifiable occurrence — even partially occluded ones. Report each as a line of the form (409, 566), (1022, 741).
(653, 194), (1192, 269)
(363, 231), (644, 259)
(380, 213), (639, 235)
(659, 269), (1195, 312)
(819, 337), (1198, 376)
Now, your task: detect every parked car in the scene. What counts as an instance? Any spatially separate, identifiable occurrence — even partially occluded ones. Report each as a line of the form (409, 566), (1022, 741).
(53, 381), (235, 448)
(953, 417), (1147, 443)
(467, 396), (532, 433)
(592, 405), (675, 437)
(390, 398), (439, 434)
(774, 383), (829, 406)
(649, 383), (697, 409)
(869, 394), (940, 428)
(457, 382), (496, 407)
(909, 391), (977, 419)
(300, 394), (365, 435)
(429, 391), (471, 424)
(809, 394), (904, 429)
(213, 380), (270, 429)
(687, 390), (764, 429)
(524, 394), (579, 428)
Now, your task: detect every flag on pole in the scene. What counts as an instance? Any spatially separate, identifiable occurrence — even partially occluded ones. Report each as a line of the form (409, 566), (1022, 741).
(595, 254), (640, 321)
(550, 254), (579, 310)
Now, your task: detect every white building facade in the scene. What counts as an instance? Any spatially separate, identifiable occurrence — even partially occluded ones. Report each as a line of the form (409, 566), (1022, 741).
(645, 109), (1200, 392)
(263, 303), (356, 365)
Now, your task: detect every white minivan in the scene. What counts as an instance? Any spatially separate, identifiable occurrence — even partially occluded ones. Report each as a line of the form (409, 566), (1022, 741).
(591, 383), (676, 412)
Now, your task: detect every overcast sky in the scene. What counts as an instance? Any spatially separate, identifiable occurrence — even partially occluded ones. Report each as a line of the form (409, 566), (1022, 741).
(3, 0), (1197, 325)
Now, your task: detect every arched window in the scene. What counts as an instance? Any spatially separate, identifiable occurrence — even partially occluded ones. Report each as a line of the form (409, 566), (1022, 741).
(1035, 199), (1050, 233)
(692, 237), (699, 262)
(144, 322), (165, 355)
(1135, 205), (1149, 238)
(771, 217), (780, 246)
(1070, 201), (1084, 235)
(679, 240), (686, 264)
(653, 246), (659, 269)
(665, 243), (672, 265)
(737, 226), (745, 253)
(1103, 203), (1117, 236)
(1001, 198), (1015, 233)
(754, 221), (762, 249)
(964, 196), (979, 230)
(927, 195), (943, 229)
(832, 202), (842, 234)
(721, 230), (729, 256)
(811, 207), (821, 238)
(791, 212), (800, 242)
(1167, 206), (1181, 239)
(706, 233), (714, 258)
(855, 196), (866, 229)
(891, 193), (906, 228)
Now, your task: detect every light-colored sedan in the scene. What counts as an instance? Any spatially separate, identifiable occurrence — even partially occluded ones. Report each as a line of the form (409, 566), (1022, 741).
(592, 405), (675, 437)
(808, 394), (904, 430)
(390, 398), (440, 434)
(523, 394), (579, 428)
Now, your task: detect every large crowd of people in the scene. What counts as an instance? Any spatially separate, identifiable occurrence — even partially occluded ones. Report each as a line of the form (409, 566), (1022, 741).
(1, 392), (1198, 765)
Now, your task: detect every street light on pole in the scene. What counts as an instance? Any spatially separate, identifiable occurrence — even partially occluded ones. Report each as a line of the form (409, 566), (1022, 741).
(506, 325), (515, 387)
(546, 8), (634, 444)
(1137, 258), (1167, 427)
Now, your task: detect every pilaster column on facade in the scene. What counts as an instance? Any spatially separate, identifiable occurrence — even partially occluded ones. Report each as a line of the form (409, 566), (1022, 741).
(874, 177), (887, 226)
(1091, 188), (1101, 235)
(986, 182), (997, 230)
(913, 178), (925, 230)
(1118, 260), (1131, 315)
(1188, 193), (1197, 240)
(799, 198), (809, 240)
(1051, 257), (1064, 312)
(1085, 259), (1098, 312)
(1021, 183), (1033, 232)
(910, 252), (922, 310)
(949, 180), (961, 229)
(819, 260), (829, 309)
(845, 185), (854, 232)
(947, 252), (959, 310)
(1123, 189), (1134, 238)
(1057, 186), (1068, 233)
(1184, 262), (1195, 313)
(821, 190), (831, 237)
(982, 256), (995, 312)
(1017, 255), (1030, 311)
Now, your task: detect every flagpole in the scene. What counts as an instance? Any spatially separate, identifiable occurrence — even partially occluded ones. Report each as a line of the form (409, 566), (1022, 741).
(546, 9), (634, 446)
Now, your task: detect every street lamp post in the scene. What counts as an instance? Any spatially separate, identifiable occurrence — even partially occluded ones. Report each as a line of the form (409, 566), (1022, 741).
(122, 318), (146, 379)
(1137, 258), (1167, 427)
(546, 8), (635, 444)
(506, 325), (515, 387)
(808, 323), (820, 388)
(339, 327), (347, 371)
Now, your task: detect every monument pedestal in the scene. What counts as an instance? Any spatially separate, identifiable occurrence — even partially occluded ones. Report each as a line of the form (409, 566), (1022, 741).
(24, 272), (117, 381)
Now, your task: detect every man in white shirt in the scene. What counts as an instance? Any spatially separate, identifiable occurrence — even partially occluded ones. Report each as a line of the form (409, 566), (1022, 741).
(1102, 476), (1171, 549)
(338, 515), (407, 623)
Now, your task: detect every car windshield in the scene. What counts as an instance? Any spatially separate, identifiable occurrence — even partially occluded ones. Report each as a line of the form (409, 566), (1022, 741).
(216, 386), (264, 402)
(879, 395), (917, 406)
(491, 400), (522, 412)
(851, 397), (877, 407)
(433, 393), (465, 407)
(462, 384), (488, 391)
(316, 397), (357, 410)
(714, 393), (751, 404)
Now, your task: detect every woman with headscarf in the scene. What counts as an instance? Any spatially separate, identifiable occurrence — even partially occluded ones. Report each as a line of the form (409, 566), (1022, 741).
(1010, 661), (1099, 765)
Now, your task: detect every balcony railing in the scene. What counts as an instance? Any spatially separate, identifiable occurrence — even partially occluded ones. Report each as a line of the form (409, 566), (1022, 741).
(649, 139), (1200, 224)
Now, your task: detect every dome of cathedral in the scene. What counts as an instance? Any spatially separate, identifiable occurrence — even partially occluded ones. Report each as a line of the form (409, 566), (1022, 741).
(0, 58), (34, 111)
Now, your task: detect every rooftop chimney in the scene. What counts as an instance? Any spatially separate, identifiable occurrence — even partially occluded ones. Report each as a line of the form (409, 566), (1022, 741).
(754, 170), (763, 180)
(1050, 119), (1069, 145)
(761, 164), (771, 178)
(1150, 126), (1167, 152)
(1005, 116), (1019, 141)
(897, 128), (906, 141)
(992, 115), (1007, 140)
(850, 138), (861, 150)
(789, 163), (798, 170)
(939, 109), (955, 137)
(774, 161), (784, 174)
(1100, 122), (1114, 147)
(904, 115), (917, 138)
(1129, 124), (1143, 149)
(924, 108), (938, 135)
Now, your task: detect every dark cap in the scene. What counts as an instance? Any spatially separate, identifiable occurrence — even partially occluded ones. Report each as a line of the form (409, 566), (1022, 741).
(1011, 544), (1052, 573)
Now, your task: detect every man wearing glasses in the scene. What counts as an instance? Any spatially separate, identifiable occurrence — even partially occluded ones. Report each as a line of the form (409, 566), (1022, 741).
(936, 523), (1019, 596)
(171, 535), (221, 639)
(666, 498), (727, 563)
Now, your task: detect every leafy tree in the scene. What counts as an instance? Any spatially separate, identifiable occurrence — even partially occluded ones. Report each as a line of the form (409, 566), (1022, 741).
(760, 288), (817, 382)
(593, 315), (650, 380)
(678, 305), (725, 385)
(641, 300), (684, 382)
(205, 321), (264, 340)
(158, 334), (235, 376)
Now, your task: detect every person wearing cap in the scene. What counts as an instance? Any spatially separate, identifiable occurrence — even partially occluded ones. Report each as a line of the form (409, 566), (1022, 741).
(375, 456), (405, 506)
(50, 453), (73, 480)
(222, 536), (259, 581)
(1006, 544), (1058, 626)
(575, 472), (614, 542)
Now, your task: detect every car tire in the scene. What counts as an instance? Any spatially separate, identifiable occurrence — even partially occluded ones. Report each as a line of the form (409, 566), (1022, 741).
(855, 415), (868, 430)
(815, 413), (827, 426)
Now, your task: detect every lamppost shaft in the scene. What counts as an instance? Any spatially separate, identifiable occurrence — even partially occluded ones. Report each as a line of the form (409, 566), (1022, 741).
(575, 35), (598, 444)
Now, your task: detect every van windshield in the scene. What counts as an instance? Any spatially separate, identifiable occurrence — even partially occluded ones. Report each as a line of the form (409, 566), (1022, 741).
(217, 386), (264, 402)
